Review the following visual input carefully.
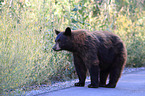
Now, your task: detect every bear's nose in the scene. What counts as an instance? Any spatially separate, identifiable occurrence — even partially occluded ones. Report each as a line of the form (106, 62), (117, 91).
(52, 46), (56, 51)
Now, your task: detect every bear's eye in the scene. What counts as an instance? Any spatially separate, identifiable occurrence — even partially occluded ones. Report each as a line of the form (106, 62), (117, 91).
(57, 39), (60, 42)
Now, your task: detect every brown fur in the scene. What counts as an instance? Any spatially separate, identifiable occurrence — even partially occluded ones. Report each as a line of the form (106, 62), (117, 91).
(53, 27), (127, 88)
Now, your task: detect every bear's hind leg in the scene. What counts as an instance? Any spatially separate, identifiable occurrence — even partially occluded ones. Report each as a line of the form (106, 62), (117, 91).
(88, 65), (99, 88)
(99, 70), (109, 87)
(106, 55), (125, 88)
(106, 67), (122, 88)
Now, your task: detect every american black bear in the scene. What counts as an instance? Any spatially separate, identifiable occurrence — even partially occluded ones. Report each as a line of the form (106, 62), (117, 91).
(53, 27), (127, 88)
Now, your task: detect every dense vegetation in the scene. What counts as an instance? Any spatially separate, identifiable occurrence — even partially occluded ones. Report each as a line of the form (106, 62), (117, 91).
(0, 0), (145, 94)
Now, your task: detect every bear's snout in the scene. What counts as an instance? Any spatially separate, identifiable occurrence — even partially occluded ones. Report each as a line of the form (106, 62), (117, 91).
(52, 45), (56, 51)
(52, 43), (61, 51)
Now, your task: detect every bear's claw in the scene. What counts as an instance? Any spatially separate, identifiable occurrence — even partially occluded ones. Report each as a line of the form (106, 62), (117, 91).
(105, 84), (116, 88)
(88, 84), (98, 88)
(74, 82), (85, 87)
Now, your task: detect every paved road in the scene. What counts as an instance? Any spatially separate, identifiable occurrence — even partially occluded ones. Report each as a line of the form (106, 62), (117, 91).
(38, 71), (145, 96)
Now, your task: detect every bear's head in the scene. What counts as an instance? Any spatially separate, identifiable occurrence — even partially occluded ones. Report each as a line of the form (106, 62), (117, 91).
(52, 27), (74, 52)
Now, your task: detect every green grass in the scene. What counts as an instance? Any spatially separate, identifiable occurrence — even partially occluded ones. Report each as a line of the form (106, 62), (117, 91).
(0, 0), (145, 94)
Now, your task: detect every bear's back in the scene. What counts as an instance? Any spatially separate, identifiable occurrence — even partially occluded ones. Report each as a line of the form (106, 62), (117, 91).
(71, 30), (121, 45)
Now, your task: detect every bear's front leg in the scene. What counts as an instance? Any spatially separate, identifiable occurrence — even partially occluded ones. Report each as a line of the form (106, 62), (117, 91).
(88, 65), (100, 88)
(73, 54), (87, 87)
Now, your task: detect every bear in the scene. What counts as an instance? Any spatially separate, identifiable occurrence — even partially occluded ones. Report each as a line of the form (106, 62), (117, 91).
(52, 27), (127, 88)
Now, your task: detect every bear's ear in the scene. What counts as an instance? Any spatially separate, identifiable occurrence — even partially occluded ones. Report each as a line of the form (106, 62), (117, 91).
(55, 29), (60, 35)
(64, 27), (71, 36)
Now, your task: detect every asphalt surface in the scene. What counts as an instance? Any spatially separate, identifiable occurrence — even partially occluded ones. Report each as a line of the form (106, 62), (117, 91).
(38, 71), (145, 96)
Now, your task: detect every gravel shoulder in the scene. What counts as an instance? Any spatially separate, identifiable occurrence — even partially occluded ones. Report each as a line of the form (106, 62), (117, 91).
(38, 70), (145, 96)
(25, 67), (145, 96)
